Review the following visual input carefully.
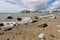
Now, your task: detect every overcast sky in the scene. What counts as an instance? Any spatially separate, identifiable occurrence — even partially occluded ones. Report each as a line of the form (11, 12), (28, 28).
(0, 0), (60, 13)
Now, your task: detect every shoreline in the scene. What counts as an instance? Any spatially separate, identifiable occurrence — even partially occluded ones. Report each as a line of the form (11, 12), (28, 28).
(0, 13), (60, 40)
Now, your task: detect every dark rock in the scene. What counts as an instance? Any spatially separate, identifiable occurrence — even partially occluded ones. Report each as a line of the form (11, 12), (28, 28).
(0, 23), (4, 27)
(17, 17), (22, 21)
(7, 16), (13, 19)
(14, 24), (17, 26)
(38, 23), (48, 28)
(31, 20), (38, 23)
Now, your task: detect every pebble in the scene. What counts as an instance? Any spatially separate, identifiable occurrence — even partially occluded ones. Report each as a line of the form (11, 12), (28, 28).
(38, 33), (45, 40)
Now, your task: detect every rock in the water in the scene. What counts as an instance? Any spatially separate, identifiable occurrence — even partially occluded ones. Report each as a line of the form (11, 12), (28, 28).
(17, 17), (22, 21)
(7, 16), (13, 19)
(38, 23), (48, 28)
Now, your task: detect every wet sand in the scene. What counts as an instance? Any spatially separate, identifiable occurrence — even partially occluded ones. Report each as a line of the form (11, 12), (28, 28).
(0, 15), (60, 40)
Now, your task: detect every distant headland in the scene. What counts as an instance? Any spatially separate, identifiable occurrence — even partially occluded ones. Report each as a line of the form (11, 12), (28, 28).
(20, 9), (60, 13)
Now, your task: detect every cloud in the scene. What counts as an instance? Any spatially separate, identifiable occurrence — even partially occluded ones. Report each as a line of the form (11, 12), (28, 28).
(0, 1), (25, 13)
(0, 0), (60, 12)
(22, 0), (51, 11)
(47, 0), (60, 11)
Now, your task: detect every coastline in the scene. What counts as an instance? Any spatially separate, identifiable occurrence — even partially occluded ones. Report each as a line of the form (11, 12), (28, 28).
(0, 13), (60, 40)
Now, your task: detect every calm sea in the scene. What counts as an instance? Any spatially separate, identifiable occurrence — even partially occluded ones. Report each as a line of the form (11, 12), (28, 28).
(0, 13), (51, 17)
(0, 13), (54, 21)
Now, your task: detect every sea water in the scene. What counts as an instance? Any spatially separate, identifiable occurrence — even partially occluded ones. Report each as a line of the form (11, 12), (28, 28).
(0, 13), (51, 17)
(0, 13), (54, 21)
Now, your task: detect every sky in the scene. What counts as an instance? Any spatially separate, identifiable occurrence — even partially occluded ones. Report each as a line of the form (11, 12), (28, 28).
(0, 0), (60, 13)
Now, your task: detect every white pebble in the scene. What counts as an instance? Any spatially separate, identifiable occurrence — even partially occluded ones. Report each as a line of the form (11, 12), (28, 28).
(56, 25), (60, 27)
(38, 33), (45, 40)
(57, 30), (60, 32)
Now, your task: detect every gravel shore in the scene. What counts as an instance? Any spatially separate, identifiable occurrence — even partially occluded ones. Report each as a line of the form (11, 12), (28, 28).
(0, 13), (60, 40)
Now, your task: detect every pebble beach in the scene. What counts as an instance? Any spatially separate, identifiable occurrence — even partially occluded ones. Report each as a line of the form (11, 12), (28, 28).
(0, 12), (60, 40)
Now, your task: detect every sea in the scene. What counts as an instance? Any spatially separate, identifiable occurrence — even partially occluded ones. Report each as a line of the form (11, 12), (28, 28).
(0, 13), (51, 17)
(0, 13), (55, 21)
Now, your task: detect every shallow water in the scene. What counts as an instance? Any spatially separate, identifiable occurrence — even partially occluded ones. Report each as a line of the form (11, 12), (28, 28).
(0, 13), (54, 21)
(0, 13), (51, 17)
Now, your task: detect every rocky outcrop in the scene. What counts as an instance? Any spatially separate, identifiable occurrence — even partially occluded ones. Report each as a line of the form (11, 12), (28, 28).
(20, 10), (30, 13)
